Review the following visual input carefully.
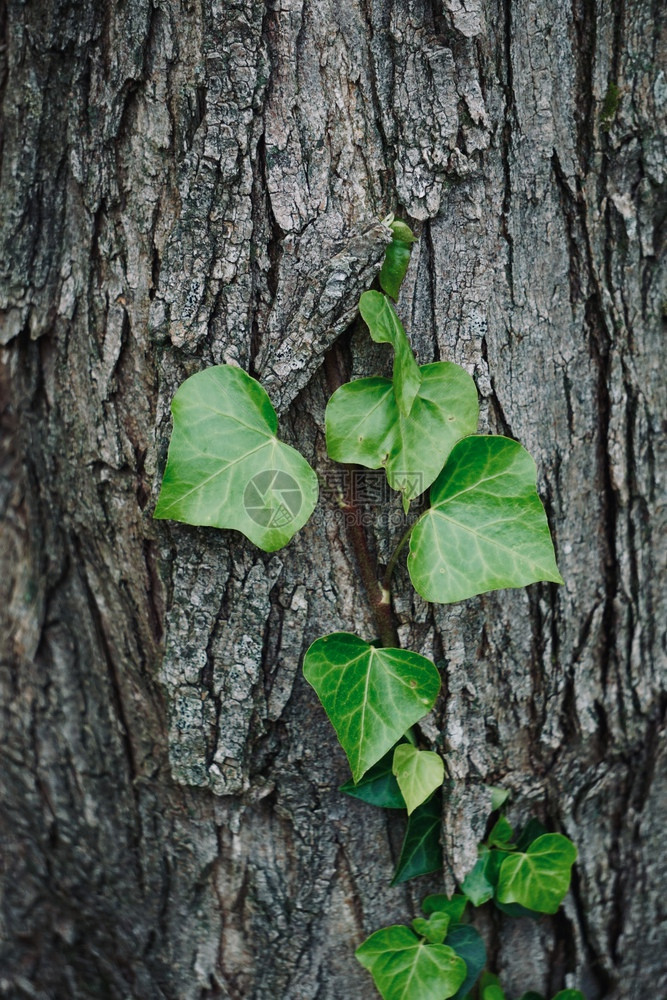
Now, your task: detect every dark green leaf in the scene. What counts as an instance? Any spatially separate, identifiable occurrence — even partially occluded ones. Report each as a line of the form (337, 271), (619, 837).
(496, 834), (577, 914)
(154, 365), (318, 550)
(303, 633), (441, 782)
(408, 436), (564, 603)
(392, 792), (442, 885)
(340, 748), (406, 809)
(356, 925), (467, 1000)
(422, 894), (468, 923)
(518, 992), (545, 1000)
(493, 899), (542, 920)
(551, 990), (585, 999)
(379, 220), (416, 300)
(446, 924), (487, 1000)
(325, 363), (479, 508)
(358, 291), (422, 416)
(486, 815), (515, 849)
(515, 818), (549, 852)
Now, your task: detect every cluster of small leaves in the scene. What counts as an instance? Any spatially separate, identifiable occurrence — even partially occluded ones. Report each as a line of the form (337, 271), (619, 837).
(461, 815), (577, 916)
(356, 803), (579, 1000)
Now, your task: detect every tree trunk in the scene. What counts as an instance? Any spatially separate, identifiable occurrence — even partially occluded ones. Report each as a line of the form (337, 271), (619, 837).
(1, 1), (664, 998)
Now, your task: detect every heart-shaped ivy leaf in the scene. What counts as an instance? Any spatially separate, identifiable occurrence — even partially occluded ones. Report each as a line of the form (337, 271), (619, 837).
(154, 365), (318, 551)
(359, 291), (422, 416)
(393, 744), (444, 815)
(411, 912), (450, 945)
(496, 833), (577, 914)
(356, 925), (467, 1000)
(408, 436), (564, 603)
(325, 363), (479, 509)
(303, 633), (441, 783)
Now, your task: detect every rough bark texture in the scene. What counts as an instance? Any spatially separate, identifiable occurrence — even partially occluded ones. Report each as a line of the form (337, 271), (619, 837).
(1, 1), (665, 998)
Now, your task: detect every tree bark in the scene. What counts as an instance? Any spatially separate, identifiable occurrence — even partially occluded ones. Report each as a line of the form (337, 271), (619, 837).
(0, 1), (664, 998)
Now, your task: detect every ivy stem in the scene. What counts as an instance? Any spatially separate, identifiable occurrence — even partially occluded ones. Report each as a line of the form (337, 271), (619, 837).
(324, 343), (400, 649)
(381, 521), (415, 593)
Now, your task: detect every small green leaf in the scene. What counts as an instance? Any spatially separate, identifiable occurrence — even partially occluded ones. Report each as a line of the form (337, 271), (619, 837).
(392, 792), (442, 885)
(487, 784), (511, 811)
(411, 912), (450, 944)
(496, 834), (577, 914)
(356, 925), (467, 1000)
(480, 973), (507, 1000)
(393, 744), (444, 815)
(388, 220), (417, 244)
(486, 815), (515, 849)
(552, 991), (585, 1000)
(408, 436), (564, 603)
(303, 633), (441, 783)
(445, 925), (487, 1000)
(340, 748), (406, 809)
(461, 856), (494, 907)
(379, 220), (416, 300)
(359, 291), (422, 416)
(154, 365), (318, 551)
(422, 894), (468, 923)
(325, 363), (479, 506)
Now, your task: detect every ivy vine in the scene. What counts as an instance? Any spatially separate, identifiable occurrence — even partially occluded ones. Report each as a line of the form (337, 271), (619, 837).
(155, 215), (581, 999)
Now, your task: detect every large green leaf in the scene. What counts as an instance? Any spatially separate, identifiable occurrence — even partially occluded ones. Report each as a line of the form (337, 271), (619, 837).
(408, 436), (564, 603)
(303, 634), (441, 783)
(359, 291), (422, 416)
(392, 791), (442, 884)
(356, 925), (467, 1000)
(340, 747), (407, 810)
(325, 363), (479, 508)
(154, 365), (318, 551)
(393, 744), (445, 815)
(496, 834), (577, 914)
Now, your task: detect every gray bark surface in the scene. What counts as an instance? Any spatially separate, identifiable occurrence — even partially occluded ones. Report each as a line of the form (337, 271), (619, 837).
(0, 1), (664, 998)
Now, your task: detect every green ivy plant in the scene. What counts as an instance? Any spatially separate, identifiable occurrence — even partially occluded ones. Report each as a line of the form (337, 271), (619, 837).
(155, 214), (581, 998)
